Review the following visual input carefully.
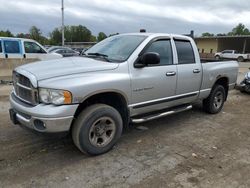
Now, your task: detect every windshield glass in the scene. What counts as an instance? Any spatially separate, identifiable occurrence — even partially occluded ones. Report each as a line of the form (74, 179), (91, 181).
(85, 35), (147, 62)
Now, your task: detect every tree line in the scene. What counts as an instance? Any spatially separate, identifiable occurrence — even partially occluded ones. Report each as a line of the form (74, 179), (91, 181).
(1, 23), (249, 44)
(202, 23), (250, 37)
(0, 25), (112, 45)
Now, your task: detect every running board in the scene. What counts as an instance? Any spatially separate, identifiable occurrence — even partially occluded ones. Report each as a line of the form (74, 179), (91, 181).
(131, 105), (192, 123)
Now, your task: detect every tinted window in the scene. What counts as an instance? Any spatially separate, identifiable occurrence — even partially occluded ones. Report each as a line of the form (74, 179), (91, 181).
(67, 49), (75, 53)
(0, 41), (2, 53)
(56, 50), (64, 54)
(223, 50), (232, 54)
(24, 42), (46, 53)
(144, 40), (173, 65)
(175, 40), (195, 64)
(4, 40), (20, 53)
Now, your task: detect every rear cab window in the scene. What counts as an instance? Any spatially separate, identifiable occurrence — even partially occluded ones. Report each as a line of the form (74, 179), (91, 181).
(174, 40), (195, 64)
(4, 40), (21, 54)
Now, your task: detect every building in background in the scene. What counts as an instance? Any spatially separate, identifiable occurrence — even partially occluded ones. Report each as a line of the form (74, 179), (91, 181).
(195, 36), (250, 58)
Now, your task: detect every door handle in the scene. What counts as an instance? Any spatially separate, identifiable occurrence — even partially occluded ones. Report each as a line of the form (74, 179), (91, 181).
(193, 69), (200, 73)
(166, 71), (176, 76)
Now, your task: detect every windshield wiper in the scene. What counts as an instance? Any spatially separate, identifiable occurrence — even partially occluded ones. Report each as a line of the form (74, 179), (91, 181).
(86, 52), (111, 62)
(87, 52), (108, 57)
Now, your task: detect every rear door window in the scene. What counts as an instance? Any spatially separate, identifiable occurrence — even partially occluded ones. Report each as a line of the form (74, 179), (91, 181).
(174, 40), (195, 64)
(4, 40), (21, 54)
(24, 41), (46, 53)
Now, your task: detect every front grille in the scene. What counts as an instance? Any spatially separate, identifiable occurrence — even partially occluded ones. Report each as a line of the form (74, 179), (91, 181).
(13, 71), (38, 105)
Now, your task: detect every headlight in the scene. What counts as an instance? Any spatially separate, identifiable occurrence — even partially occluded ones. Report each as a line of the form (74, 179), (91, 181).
(39, 88), (72, 105)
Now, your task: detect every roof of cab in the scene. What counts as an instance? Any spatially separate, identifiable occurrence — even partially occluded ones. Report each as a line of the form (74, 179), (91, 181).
(0, 37), (37, 42)
(118, 32), (192, 40)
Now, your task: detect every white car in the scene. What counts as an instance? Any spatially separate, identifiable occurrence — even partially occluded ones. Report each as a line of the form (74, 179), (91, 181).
(0, 37), (62, 60)
(214, 50), (250, 62)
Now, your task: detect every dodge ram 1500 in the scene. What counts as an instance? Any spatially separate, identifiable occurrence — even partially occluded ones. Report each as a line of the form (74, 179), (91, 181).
(9, 33), (238, 155)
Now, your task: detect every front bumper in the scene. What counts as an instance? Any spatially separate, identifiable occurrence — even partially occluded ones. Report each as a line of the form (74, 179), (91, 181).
(9, 92), (79, 133)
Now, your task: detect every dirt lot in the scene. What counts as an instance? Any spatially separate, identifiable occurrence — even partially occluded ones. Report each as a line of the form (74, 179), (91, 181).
(0, 63), (250, 188)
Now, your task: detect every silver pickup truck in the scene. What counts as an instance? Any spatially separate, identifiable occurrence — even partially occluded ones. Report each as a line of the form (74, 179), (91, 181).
(9, 33), (238, 155)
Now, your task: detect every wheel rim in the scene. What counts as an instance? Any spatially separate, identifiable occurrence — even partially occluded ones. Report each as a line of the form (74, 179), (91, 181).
(213, 91), (223, 109)
(89, 117), (116, 147)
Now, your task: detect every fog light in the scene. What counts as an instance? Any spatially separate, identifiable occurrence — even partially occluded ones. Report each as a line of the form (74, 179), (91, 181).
(33, 119), (46, 131)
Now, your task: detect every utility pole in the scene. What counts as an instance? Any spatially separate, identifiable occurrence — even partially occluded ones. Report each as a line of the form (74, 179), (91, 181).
(61, 0), (65, 46)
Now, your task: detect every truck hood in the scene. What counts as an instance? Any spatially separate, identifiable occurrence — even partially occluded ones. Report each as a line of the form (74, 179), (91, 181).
(17, 57), (119, 80)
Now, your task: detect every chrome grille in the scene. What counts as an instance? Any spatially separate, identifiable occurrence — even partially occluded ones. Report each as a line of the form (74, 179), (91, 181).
(13, 71), (38, 105)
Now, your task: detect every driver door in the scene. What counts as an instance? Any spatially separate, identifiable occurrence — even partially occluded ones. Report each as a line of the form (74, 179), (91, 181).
(130, 38), (177, 115)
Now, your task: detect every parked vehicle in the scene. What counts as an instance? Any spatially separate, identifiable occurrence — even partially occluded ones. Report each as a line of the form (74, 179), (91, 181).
(214, 50), (250, 62)
(0, 37), (62, 60)
(80, 47), (90, 55)
(47, 46), (72, 53)
(239, 69), (250, 93)
(9, 33), (238, 155)
(72, 48), (85, 53)
(52, 49), (80, 57)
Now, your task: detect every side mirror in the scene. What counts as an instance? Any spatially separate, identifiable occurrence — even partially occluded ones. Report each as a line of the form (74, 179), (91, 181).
(134, 52), (160, 68)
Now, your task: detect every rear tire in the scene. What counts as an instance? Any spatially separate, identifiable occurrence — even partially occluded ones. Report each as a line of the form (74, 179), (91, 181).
(203, 85), (226, 114)
(72, 104), (123, 155)
(237, 56), (244, 62)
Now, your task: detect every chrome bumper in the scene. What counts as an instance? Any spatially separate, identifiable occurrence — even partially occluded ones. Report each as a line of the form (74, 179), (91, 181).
(9, 92), (79, 133)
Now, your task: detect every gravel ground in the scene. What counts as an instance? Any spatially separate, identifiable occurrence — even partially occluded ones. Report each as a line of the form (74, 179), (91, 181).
(0, 63), (249, 188)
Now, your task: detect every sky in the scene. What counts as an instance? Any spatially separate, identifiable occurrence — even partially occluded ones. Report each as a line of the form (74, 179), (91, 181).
(0, 0), (250, 37)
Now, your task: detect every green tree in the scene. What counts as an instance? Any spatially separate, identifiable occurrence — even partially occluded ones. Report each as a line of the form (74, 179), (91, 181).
(228, 23), (250, 36)
(0, 30), (14, 37)
(29, 26), (42, 41)
(29, 26), (49, 44)
(65, 25), (92, 42)
(109, 33), (119, 37)
(216, 33), (226, 36)
(49, 28), (62, 45)
(90, 35), (97, 42)
(97, 32), (107, 41)
(50, 25), (93, 45)
(201, 32), (214, 37)
(16, 33), (30, 38)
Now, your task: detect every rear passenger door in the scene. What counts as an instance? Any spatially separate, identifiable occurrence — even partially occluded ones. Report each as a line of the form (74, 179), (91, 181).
(3, 39), (23, 59)
(174, 39), (202, 103)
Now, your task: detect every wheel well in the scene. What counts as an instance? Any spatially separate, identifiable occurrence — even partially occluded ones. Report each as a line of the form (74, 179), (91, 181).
(214, 77), (229, 100)
(73, 92), (130, 130)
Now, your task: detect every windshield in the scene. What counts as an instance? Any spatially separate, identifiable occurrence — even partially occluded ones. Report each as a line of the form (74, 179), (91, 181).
(85, 35), (147, 62)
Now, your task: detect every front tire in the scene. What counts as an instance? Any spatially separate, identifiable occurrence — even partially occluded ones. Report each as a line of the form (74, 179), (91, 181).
(215, 55), (220, 60)
(72, 104), (123, 155)
(203, 85), (226, 114)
